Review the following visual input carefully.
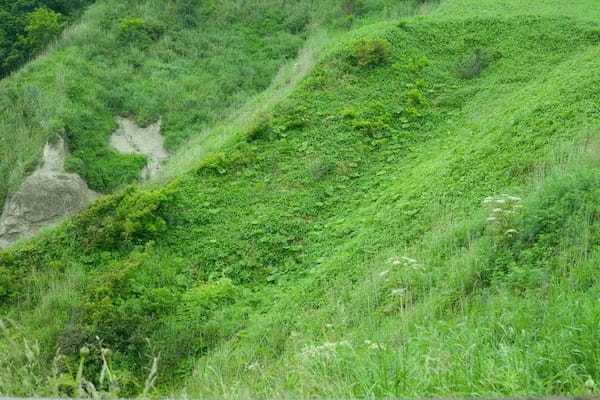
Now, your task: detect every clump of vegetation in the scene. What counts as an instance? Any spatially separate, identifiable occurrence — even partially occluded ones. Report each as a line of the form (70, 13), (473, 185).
(458, 48), (494, 79)
(0, 0), (93, 79)
(117, 18), (164, 47)
(73, 184), (175, 250)
(348, 38), (392, 68)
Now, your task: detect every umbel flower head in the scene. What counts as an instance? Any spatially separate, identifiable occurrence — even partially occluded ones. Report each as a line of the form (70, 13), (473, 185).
(482, 193), (522, 235)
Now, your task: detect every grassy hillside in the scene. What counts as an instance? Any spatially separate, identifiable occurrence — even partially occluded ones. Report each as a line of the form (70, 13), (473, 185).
(0, 0), (429, 206)
(2, 0), (600, 398)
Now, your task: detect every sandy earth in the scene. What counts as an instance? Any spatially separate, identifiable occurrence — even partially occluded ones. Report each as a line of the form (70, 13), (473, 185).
(109, 117), (169, 181)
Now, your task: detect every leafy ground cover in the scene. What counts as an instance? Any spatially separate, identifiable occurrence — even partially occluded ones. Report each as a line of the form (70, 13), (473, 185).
(1, 0), (600, 398)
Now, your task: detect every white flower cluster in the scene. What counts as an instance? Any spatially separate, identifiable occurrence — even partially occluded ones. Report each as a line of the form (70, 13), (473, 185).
(299, 340), (352, 361)
(380, 255), (418, 299)
(483, 194), (522, 235)
(363, 339), (386, 350)
(246, 361), (262, 371)
(386, 255), (421, 269)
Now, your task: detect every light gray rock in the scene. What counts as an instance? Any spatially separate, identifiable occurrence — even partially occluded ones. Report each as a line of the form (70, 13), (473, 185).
(110, 117), (169, 181)
(0, 139), (100, 249)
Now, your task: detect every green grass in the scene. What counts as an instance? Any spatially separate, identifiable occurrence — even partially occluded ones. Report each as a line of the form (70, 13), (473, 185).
(2, 0), (600, 398)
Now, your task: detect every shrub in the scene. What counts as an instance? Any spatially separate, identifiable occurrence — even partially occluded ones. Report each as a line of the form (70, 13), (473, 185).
(341, 0), (368, 16)
(348, 38), (392, 68)
(404, 87), (430, 118)
(23, 8), (66, 51)
(178, 279), (237, 321)
(458, 48), (494, 79)
(64, 150), (148, 194)
(74, 185), (175, 250)
(245, 113), (273, 142)
(117, 18), (164, 47)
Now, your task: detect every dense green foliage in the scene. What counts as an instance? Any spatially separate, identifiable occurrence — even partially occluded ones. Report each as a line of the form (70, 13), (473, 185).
(0, 0), (92, 79)
(2, 0), (600, 398)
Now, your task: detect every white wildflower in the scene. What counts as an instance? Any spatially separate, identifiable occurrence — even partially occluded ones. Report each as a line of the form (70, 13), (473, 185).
(505, 229), (518, 235)
(387, 257), (401, 265)
(300, 341), (352, 361)
(246, 362), (261, 371)
(368, 342), (386, 350)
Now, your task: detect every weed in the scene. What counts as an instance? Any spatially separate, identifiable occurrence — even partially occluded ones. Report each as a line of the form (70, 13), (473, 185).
(348, 38), (392, 68)
(458, 48), (494, 79)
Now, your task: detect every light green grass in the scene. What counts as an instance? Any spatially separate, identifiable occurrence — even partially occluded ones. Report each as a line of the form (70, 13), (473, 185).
(2, 0), (600, 398)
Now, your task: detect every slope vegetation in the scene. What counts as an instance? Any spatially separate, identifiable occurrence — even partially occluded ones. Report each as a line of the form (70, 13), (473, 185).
(2, 0), (600, 398)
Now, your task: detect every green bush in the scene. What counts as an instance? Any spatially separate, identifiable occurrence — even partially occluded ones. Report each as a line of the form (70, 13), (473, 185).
(480, 169), (600, 290)
(458, 48), (494, 79)
(65, 150), (148, 193)
(118, 18), (164, 47)
(23, 8), (66, 51)
(74, 185), (175, 250)
(403, 87), (429, 118)
(195, 143), (255, 176)
(348, 38), (392, 68)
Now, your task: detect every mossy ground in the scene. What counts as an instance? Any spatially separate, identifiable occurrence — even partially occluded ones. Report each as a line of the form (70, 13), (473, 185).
(2, 0), (600, 398)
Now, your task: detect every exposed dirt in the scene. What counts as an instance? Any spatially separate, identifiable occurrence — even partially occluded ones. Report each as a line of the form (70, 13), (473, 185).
(109, 117), (169, 181)
(0, 139), (100, 248)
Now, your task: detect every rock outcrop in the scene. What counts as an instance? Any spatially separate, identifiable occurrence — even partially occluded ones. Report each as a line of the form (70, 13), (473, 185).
(0, 139), (100, 248)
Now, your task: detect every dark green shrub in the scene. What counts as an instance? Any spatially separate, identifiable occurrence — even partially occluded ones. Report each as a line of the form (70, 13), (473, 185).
(458, 48), (494, 79)
(74, 185), (175, 250)
(118, 18), (164, 47)
(348, 38), (392, 68)
(245, 113), (273, 142)
(0, 1), (93, 78)
(23, 7), (66, 51)
(65, 150), (148, 193)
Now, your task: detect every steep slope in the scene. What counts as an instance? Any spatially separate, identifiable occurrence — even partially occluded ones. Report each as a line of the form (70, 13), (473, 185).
(1, 0), (600, 398)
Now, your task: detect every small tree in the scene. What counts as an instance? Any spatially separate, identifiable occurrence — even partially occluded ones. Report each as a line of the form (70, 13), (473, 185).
(24, 8), (66, 52)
